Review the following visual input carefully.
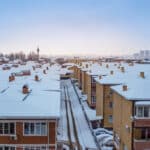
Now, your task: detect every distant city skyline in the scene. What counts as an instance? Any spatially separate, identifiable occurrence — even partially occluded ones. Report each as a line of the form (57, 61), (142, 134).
(0, 0), (150, 56)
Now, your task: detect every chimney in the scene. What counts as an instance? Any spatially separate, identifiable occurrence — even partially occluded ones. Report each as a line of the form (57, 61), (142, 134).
(106, 64), (109, 68)
(121, 67), (125, 72)
(33, 66), (35, 70)
(99, 75), (102, 79)
(122, 85), (127, 91)
(46, 67), (49, 70)
(22, 85), (29, 94)
(140, 72), (145, 78)
(129, 62), (134, 66)
(110, 70), (114, 75)
(43, 70), (46, 74)
(86, 64), (88, 68)
(9, 75), (15, 82)
(35, 75), (39, 81)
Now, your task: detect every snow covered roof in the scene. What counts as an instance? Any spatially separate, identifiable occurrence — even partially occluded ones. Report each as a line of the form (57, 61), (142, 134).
(0, 61), (61, 119)
(83, 102), (102, 121)
(62, 62), (75, 67)
(111, 77), (150, 101)
(85, 62), (120, 76)
(95, 63), (150, 85)
(60, 68), (73, 75)
(135, 101), (150, 106)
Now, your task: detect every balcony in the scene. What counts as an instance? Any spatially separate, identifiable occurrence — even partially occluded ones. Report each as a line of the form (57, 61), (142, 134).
(134, 117), (150, 127)
(91, 91), (96, 96)
(134, 139), (150, 150)
(91, 83), (96, 88)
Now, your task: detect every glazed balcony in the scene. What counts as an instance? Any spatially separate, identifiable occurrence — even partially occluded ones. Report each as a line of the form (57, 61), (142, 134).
(134, 139), (150, 150)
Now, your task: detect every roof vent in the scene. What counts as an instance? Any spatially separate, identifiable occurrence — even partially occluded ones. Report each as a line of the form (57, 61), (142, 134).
(46, 67), (49, 70)
(140, 72), (145, 78)
(122, 85), (127, 91)
(86, 64), (88, 68)
(22, 85), (29, 94)
(106, 64), (109, 68)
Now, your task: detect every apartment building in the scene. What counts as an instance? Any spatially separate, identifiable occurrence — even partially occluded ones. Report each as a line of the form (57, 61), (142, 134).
(94, 63), (149, 129)
(111, 72), (150, 150)
(74, 62), (90, 91)
(0, 62), (61, 150)
(86, 72), (97, 108)
(81, 69), (88, 94)
(82, 62), (115, 109)
(95, 66), (126, 129)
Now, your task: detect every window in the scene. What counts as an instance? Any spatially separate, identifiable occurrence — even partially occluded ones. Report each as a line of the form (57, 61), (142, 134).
(123, 144), (128, 150)
(136, 106), (150, 118)
(109, 90), (113, 96)
(137, 106), (143, 117)
(141, 128), (150, 139)
(109, 102), (113, 108)
(24, 122), (47, 136)
(0, 147), (15, 150)
(108, 115), (113, 123)
(91, 96), (96, 104)
(0, 123), (15, 135)
(24, 146), (46, 150)
(144, 107), (149, 117)
(91, 77), (96, 83)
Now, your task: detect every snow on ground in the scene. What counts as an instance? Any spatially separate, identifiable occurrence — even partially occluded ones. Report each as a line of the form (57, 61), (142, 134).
(63, 79), (97, 149)
(57, 85), (68, 142)
(57, 80), (76, 144)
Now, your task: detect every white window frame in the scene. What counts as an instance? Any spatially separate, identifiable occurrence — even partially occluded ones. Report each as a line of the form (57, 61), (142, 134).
(23, 146), (47, 150)
(108, 115), (113, 123)
(136, 106), (150, 118)
(91, 77), (96, 83)
(0, 146), (16, 150)
(0, 122), (16, 136)
(23, 122), (47, 136)
(109, 101), (113, 108)
(91, 96), (96, 104)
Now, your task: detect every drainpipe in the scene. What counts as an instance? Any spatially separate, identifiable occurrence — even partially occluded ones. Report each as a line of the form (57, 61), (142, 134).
(47, 120), (49, 150)
(132, 102), (135, 150)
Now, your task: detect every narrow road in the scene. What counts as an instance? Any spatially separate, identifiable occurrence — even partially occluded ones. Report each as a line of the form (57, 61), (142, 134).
(60, 79), (98, 150)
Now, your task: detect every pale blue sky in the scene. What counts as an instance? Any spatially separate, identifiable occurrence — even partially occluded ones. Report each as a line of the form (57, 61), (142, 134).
(0, 0), (150, 55)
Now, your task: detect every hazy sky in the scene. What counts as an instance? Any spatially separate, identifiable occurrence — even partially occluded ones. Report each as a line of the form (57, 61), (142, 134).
(0, 0), (150, 56)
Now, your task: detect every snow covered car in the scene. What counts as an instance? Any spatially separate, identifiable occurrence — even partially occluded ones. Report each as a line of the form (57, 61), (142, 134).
(93, 128), (113, 136)
(101, 136), (114, 147)
(96, 133), (112, 143)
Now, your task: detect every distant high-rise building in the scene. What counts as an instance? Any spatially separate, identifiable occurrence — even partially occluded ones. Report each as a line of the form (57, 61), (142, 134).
(133, 50), (150, 60)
